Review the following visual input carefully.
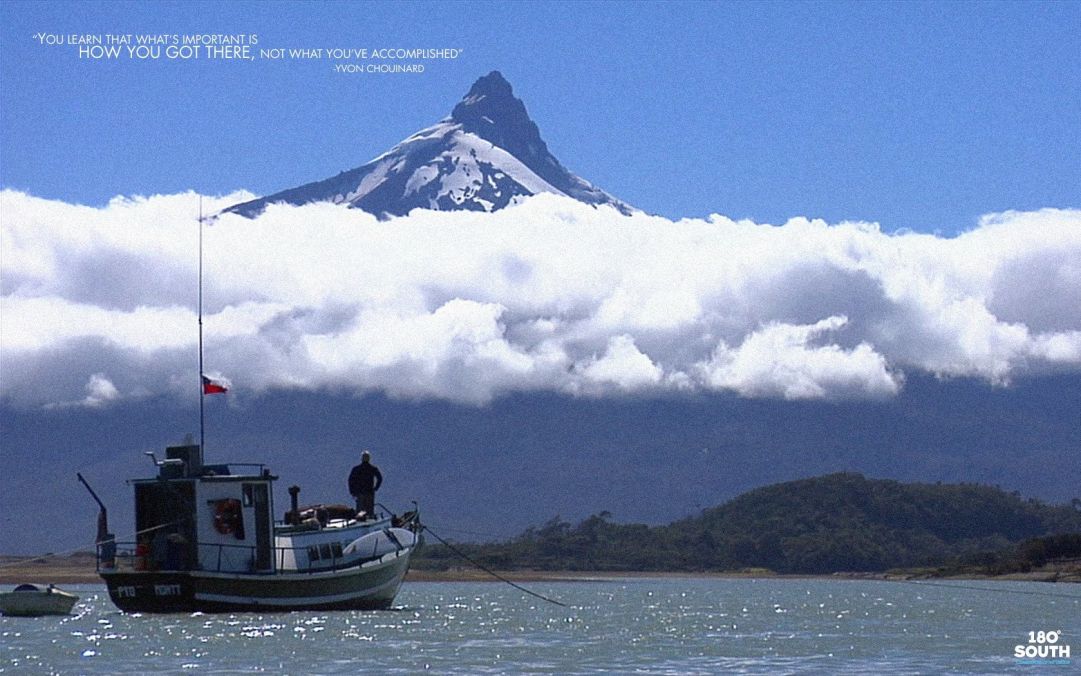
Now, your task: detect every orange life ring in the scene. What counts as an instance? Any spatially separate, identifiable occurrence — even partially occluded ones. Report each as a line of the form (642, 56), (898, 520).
(213, 498), (242, 535)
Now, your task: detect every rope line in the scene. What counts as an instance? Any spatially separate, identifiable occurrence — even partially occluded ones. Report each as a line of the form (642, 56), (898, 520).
(422, 524), (510, 539)
(886, 578), (1081, 600)
(0, 545), (98, 571)
(0, 522), (180, 571)
(421, 525), (568, 608)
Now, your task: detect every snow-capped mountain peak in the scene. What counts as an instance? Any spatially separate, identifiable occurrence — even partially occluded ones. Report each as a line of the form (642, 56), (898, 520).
(227, 71), (634, 218)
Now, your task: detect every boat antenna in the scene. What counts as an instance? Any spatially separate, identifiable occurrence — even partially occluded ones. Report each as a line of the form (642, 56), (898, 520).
(198, 195), (206, 466)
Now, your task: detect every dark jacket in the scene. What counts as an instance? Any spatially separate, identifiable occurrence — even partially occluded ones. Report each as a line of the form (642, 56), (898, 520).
(348, 461), (383, 495)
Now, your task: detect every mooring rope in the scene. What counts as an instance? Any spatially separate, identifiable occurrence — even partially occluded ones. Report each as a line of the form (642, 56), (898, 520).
(884, 577), (1081, 600)
(420, 524), (568, 608)
(0, 543), (99, 571)
(0, 522), (181, 572)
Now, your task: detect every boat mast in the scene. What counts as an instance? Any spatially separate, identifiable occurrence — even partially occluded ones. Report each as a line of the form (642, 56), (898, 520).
(198, 196), (206, 466)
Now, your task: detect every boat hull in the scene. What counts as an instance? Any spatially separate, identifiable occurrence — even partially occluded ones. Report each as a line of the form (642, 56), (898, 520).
(100, 551), (412, 613)
(0, 588), (80, 617)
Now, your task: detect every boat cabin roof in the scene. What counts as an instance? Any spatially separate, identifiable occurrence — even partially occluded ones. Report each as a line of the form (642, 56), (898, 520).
(136, 444), (277, 482)
(132, 463), (274, 484)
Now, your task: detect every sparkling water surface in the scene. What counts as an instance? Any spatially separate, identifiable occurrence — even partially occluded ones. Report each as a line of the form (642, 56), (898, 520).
(2, 578), (1078, 674)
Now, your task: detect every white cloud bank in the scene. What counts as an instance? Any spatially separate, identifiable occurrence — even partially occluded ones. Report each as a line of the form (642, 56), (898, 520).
(2, 189), (1080, 408)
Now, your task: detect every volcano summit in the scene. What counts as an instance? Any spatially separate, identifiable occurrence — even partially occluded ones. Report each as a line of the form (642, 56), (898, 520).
(228, 71), (634, 218)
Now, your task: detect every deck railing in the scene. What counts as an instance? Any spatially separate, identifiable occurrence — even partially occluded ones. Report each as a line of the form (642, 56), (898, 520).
(96, 537), (408, 575)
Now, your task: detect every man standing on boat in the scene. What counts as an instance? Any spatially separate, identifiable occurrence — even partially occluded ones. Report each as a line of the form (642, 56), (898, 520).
(348, 450), (383, 520)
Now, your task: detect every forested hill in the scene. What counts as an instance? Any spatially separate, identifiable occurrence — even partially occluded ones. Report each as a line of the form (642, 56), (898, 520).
(417, 473), (1081, 574)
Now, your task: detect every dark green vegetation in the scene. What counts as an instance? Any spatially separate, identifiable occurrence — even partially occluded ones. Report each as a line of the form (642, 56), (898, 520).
(951, 533), (1081, 576)
(415, 473), (1081, 574)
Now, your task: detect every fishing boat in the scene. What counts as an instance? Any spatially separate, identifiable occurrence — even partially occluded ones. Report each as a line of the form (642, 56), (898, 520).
(78, 204), (422, 613)
(0, 584), (80, 617)
(80, 447), (421, 613)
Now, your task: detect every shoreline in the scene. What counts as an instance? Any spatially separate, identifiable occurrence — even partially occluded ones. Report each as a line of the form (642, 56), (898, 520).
(2, 554), (1077, 585)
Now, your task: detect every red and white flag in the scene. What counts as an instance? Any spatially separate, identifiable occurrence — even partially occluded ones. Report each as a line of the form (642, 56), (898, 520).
(202, 375), (229, 395)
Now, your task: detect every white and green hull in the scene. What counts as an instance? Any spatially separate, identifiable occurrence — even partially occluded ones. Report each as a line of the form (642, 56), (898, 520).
(102, 547), (412, 613)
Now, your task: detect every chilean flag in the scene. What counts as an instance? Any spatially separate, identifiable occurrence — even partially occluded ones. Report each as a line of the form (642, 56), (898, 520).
(202, 375), (229, 395)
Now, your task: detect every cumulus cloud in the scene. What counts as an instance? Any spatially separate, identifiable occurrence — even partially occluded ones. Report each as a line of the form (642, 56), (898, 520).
(697, 316), (901, 400)
(54, 373), (120, 409)
(2, 189), (1079, 408)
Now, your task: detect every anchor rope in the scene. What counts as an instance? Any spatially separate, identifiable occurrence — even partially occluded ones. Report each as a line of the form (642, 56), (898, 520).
(880, 577), (1081, 599)
(0, 522), (180, 571)
(420, 524), (568, 608)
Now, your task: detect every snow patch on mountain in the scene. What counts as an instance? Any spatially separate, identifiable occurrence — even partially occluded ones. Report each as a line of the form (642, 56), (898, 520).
(227, 72), (634, 218)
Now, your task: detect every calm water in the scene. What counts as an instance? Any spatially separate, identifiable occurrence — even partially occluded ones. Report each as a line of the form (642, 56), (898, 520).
(2, 578), (1078, 674)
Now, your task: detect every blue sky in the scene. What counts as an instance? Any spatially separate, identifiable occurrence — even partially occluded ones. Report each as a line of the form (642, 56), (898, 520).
(2, 0), (1078, 231)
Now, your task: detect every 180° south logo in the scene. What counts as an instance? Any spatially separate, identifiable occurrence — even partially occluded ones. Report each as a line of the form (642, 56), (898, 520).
(1015, 630), (1071, 666)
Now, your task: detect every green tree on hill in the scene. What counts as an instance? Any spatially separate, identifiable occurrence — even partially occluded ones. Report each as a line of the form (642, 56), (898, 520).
(415, 473), (1081, 574)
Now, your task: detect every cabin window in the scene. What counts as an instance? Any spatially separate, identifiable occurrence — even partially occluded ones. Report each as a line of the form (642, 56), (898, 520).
(306, 543), (341, 564)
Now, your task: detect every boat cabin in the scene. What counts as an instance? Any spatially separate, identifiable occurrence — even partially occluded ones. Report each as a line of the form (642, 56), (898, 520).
(131, 444), (275, 574)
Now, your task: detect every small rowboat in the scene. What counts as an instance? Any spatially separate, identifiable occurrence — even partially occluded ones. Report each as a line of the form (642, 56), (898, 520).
(0, 584), (80, 617)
